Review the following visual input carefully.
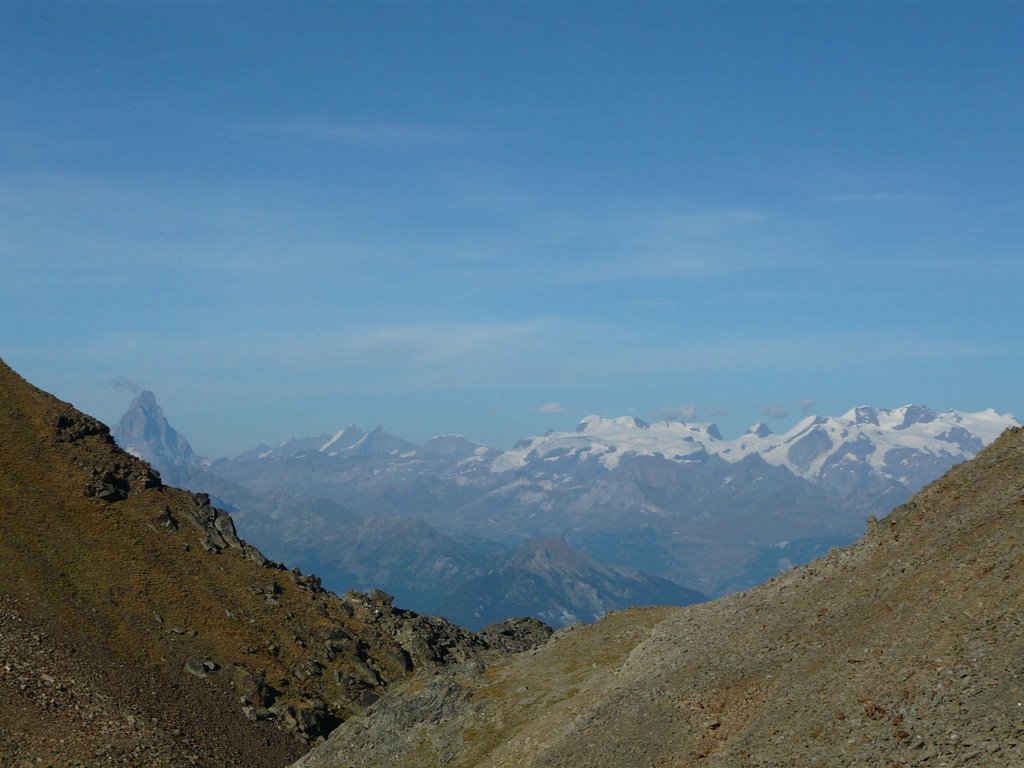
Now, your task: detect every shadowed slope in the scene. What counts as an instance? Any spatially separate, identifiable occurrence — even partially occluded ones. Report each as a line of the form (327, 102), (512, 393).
(435, 537), (705, 628)
(296, 426), (1024, 768)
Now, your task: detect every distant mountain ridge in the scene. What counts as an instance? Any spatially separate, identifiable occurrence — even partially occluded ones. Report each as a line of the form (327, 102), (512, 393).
(114, 393), (1017, 606)
(490, 404), (1018, 493)
(223, 403), (1016, 511)
(113, 393), (703, 628)
(233, 424), (485, 464)
(435, 537), (705, 628)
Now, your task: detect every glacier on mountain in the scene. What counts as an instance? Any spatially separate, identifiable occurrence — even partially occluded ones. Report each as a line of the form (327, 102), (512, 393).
(488, 405), (1019, 492)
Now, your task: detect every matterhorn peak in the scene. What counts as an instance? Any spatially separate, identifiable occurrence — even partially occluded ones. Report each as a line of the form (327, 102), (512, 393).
(133, 389), (158, 407)
(112, 389), (196, 467)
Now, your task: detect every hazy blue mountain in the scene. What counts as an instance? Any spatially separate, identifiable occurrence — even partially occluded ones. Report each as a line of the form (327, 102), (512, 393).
(112, 390), (195, 468)
(115, 393), (1016, 603)
(435, 537), (705, 629)
(111, 393), (705, 626)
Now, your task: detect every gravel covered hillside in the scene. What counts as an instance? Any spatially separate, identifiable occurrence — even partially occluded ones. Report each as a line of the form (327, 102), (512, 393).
(295, 425), (1024, 768)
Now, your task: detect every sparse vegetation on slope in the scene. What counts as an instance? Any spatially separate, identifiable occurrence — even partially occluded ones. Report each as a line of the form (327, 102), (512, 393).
(0, 360), (549, 767)
(295, 426), (1024, 767)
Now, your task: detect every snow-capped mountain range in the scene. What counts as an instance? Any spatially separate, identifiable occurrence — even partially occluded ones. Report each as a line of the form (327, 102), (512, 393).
(232, 404), (1017, 500)
(113, 393), (1019, 606)
(237, 425), (486, 464)
(487, 405), (1018, 494)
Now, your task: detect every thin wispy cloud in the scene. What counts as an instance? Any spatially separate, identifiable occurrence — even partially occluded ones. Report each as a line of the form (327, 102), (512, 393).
(490, 206), (780, 288)
(108, 377), (142, 397)
(657, 404), (698, 422)
(534, 402), (566, 414)
(624, 207), (769, 235)
(640, 334), (1010, 375)
(17, 326), (1009, 388)
(798, 398), (817, 412)
(819, 192), (914, 203)
(14, 320), (586, 396)
(8, 322), (1019, 456)
(248, 119), (465, 147)
(1, 168), (790, 300)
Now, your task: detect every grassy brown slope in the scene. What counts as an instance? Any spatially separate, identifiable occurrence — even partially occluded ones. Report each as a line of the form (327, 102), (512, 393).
(297, 426), (1024, 768)
(0, 360), (537, 768)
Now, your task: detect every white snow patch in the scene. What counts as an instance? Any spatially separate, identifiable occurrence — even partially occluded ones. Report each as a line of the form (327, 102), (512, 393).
(319, 427), (352, 453)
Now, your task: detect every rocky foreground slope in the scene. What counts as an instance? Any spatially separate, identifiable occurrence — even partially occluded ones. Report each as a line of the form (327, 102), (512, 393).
(0, 360), (549, 768)
(295, 425), (1024, 767)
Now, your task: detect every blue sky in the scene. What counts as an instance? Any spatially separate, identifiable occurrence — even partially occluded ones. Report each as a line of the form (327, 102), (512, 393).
(2, 1), (1022, 456)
